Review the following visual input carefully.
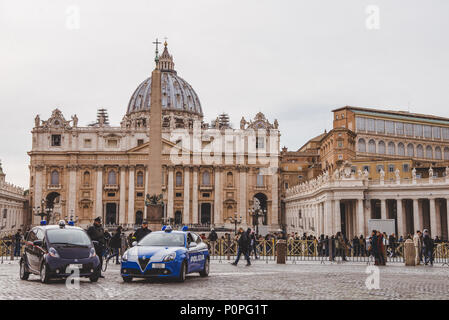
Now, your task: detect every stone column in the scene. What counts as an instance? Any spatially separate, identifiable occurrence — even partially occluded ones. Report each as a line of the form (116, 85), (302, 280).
(271, 171), (279, 227)
(413, 199), (422, 231)
(95, 166), (103, 217)
(167, 167), (174, 221)
(380, 199), (387, 220)
(143, 167), (149, 219)
(183, 167), (190, 224)
(320, 203), (325, 235)
(429, 198), (440, 237)
(127, 166), (135, 225)
(333, 199), (341, 234)
(239, 167), (247, 225)
(357, 199), (365, 237)
(68, 165), (77, 218)
(324, 200), (332, 235)
(214, 168), (222, 225)
(364, 200), (371, 236)
(192, 167), (199, 224)
(34, 166), (44, 224)
(396, 199), (406, 237)
(119, 167), (126, 225)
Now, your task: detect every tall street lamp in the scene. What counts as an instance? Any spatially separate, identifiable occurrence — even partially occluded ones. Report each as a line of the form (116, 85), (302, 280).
(227, 212), (242, 235)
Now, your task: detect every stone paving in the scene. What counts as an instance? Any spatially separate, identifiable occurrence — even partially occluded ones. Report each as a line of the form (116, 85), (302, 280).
(0, 259), (448, 300)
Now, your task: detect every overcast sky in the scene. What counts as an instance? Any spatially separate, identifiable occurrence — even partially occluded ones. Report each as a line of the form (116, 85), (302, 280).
(1, 0), (448, 188)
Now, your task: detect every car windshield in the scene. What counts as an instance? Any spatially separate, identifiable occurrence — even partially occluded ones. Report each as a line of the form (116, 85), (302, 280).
(138, 232), (185, 247)
(46, 229), (91, 246)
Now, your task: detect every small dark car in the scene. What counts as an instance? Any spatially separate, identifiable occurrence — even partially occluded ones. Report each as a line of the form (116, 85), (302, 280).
(20, 222), (101, 283)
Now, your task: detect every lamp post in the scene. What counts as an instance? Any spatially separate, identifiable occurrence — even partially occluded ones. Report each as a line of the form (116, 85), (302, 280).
(228, 212), (242, 235)
(33, 199), (53, 224)
(248, 205), (266, 237)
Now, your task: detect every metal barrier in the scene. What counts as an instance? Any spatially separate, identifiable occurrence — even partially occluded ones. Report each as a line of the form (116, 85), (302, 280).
(205, 239), (449, 265)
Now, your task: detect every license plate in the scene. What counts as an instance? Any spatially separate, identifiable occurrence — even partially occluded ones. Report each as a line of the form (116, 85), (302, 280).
(152, 263), (165, 269)
(69, 264), (83, 269)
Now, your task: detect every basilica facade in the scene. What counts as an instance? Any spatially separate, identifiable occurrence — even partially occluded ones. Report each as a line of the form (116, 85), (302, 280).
(28, 43), (281, 232)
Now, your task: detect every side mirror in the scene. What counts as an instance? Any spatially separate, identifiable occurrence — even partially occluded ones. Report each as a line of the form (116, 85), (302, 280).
(33, 240), (43, 247)
(132, 241), (137, 247)
(189, 242), (197, 248)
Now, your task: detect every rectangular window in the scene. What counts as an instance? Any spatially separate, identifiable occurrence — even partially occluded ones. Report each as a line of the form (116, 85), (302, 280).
(51, 135), (61, 147)
(107, 192), (116, 197)
(107, 139), (118, 148)
(338, 154), (343, 160)
(385, 121), (394, 135)
(403, 164), (410, 172)
(84, 139), (92, 148)
(202, 193), (210, 198)
(136, 192), (144, 197)
(423, 125), (432, 139)
(137, 139), (144, 146)
(432, 127), (441, 140)
(356, 117), (366, 131)
(367, 118), (375, 132)
(175, 192), (182, 197)
(376, 165), (384, 173)
(405, 123), (413, 136)
(443, 128), (449, 140)
(395, 122), (404, 135)
(376, 120), (385, 134)
(284, 183), (289, 189)
(388, 164), (395, 172)
(256, 137), (265, 149)
(414, 124), (423, 137)
(363, 165), (370, 173)
(351, 166), (356, 174)
(256, 173), (264, 186)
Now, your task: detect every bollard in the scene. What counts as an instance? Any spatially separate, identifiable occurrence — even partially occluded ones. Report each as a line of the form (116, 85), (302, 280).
(404, 239), (415, 266)
(276, 240), (286, 264)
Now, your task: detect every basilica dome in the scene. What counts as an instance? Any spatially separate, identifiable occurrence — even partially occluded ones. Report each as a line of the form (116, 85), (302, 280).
(126, 43), (203, 117)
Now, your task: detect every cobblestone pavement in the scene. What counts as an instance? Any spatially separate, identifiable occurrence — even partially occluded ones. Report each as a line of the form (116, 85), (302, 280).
(0, 259), (448, 300)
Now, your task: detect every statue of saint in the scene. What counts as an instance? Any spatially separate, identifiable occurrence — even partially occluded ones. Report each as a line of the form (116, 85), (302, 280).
(240, 117), (246, 130)
(35, 115), (40, 128)
(71, 114), (78, 127)
(412, 167), (417, 179)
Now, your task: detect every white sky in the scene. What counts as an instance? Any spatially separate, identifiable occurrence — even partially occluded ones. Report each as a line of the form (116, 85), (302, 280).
(1, 0), (448, 188)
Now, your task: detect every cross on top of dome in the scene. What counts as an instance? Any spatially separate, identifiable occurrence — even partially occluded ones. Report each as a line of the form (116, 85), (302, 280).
(157, 40), (175, 73)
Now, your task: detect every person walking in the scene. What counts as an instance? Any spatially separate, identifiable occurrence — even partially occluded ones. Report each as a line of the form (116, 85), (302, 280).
(231, 228), (251, 266)
(413, 230), (422, 265)
(422, 229), (434, 266)
(249, 231), (258, 259)
(208, 228), (218, 256)
(13, 229), (22, 257)
(134, 220), (152, 242)
(109, 226), (122, 264)
(87, 217), (106, 277)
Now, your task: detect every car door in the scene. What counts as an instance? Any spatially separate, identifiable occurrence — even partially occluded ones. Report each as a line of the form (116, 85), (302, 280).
(186, 232), (199, 272)
(34, 229), (46, 267)
(25, 228), (39, 271)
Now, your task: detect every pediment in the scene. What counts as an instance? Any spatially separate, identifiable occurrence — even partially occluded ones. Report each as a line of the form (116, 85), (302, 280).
(127, 139), (184, 154)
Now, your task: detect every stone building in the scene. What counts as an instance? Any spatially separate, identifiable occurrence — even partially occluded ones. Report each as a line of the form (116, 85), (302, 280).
(0, 161), (28, 234)
(284, 107), (449, 240)
(28, 42), (281, 232)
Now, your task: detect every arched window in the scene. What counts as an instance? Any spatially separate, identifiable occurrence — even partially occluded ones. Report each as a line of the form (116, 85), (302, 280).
(444, 147), (449, 160)
(358, 139), (366, 152)
(108, 170), (117, 185)
(368, 139), (376, 153)
(435, 147), (442, 160)
(202, 171), (210, 186)
(426, 146), (433, 159)
(407, 144), (414, 157)
(387, 142), (395, 155)
(416, 145), (424, 158)
(398, 143), (405, 156)
(378, 141), (386, 154)
(227, 172), (233, 186)
(51, 170), (59, 185)
(83, 171), (90, 185)
(176, 172), (182, 186)
(137, 171), (144, 187)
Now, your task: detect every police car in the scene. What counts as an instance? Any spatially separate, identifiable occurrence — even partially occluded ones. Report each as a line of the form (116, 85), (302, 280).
(20, 220), (101, 283)
(120, 226), (209, 282)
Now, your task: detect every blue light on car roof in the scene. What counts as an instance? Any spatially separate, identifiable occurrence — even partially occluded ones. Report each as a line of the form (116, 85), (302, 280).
(68, 221), (74, 226)
(164, 225), (173, 232)
(40, 220), (47, 226)
(161, 225), (167, 231)
(181, 226), (188, 232)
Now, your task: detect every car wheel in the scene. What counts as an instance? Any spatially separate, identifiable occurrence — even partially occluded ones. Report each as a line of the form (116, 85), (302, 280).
(122, 276), (133, 283)
(89, 268), (100, 282)
(199, 258), (209, 277)
(178, 261), (187, 282)
(40, 262), (51, 284)
(20, 259), (30, 280)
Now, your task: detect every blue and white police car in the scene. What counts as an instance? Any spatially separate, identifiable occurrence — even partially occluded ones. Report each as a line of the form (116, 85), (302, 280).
(120, 226), (210, 282)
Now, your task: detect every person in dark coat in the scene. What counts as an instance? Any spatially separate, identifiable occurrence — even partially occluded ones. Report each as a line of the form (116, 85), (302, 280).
(422, 229), (434, 266)
(134, 221), (152, 242)
(13, 229), (23, 257)
(208, 229), (218, 255)
(87, 217), (106, 277)
(110, 226), (123, 264)
(231, 228), (251, 266)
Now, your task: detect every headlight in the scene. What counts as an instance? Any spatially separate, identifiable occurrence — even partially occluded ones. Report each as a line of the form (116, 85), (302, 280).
(49, 247), (60, 258)
(89, 247), (96, 258)
(122, 251), (129, 262)
(163, 252), (176, 262)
